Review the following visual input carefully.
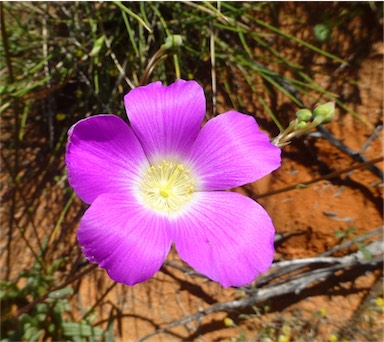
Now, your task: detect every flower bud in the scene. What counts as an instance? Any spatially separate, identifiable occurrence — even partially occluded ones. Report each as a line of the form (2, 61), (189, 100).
(313, 102), (335, 123)
(296, 121), (308, 129)
(295, 108), (312, 122)
(163, 35), (183, 50)
(314, 23), (332, 43)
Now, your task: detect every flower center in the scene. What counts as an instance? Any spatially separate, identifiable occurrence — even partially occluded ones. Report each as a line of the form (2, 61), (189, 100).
(140, 160), (195, 214)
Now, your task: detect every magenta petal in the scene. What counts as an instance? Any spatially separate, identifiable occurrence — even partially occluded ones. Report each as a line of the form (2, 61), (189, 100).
(124, 80), (206, 161)
(78, 193), (172, 286)
(66, 115), (148, 204)
(172, 191), (275, 287)
(187, 111), (281, 190)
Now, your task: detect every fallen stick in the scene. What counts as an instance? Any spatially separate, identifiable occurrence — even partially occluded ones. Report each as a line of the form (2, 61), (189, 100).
(138, 240), (383, 342)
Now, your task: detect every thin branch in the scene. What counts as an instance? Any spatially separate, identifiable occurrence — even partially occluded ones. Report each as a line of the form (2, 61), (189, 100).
(317, 125), (383, 179)
(103, 33), (135, 89)
(253, 227), (384, 288)
(254, 156), (383, 200)
(321, 226), (384, 257)
(82, 282), (117, 320)
(360, 124), (383, 154)
(138, 240), (383, 341)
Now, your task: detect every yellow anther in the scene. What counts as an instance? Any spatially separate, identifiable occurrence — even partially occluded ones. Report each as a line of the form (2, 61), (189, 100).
(140, 160), (195, 213)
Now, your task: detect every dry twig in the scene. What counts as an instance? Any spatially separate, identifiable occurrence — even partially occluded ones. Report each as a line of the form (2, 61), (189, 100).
(138, 239), (383, 341)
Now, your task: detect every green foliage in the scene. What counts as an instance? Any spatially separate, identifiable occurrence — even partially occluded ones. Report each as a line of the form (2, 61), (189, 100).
(1, 2), (370, 124)
(335, 227), (373, 260)
(0, 261), (109, 341)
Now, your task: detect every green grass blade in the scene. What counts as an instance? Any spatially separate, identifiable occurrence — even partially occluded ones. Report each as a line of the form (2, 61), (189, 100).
(254, 19), (347, 64)
(113, 1), (152, 33)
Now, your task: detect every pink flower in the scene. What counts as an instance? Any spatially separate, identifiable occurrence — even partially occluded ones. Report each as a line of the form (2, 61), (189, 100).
(65, 80), (281, 287)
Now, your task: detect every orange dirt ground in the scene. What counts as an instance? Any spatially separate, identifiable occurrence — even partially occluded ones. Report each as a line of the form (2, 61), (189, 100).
(1, 3), (383, 342)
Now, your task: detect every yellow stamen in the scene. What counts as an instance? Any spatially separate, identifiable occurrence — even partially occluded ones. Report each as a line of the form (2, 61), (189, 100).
(140, 160), (195, 213)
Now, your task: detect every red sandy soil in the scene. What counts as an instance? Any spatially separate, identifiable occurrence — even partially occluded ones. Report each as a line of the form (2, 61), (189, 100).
(1, 3), (382, 342)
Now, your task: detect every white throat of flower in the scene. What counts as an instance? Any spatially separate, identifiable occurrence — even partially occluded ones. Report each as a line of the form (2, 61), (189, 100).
(140, 160), (195, 214)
